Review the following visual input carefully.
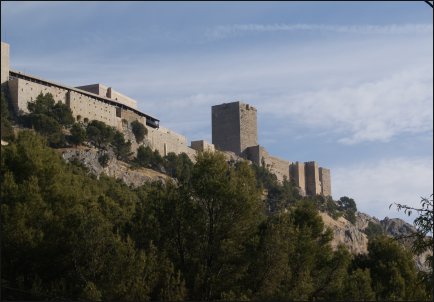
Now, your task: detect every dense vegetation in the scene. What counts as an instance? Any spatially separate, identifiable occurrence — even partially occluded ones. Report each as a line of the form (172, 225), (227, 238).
(1, 92), (432, 301)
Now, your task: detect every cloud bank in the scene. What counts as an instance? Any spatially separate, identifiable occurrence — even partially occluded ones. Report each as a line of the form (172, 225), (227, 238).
(207, 23), (434, 40)
(333, 157), (433, 223)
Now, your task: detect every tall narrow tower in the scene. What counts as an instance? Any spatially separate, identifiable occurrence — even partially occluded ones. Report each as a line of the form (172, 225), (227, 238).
(212, 101), (258, 155)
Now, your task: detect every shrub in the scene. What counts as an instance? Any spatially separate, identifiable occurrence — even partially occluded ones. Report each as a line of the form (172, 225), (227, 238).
(131, 120), (147, 143)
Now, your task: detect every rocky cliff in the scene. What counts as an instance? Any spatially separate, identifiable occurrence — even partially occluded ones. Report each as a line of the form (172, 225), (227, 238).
(320, 210), (431, 272)
(58, 146), (168, 187)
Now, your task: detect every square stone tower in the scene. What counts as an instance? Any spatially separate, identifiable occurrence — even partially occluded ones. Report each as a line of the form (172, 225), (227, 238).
(212, 101), (258, 155)
(305, 161), (321, 196)
(319, 167), (332, 197)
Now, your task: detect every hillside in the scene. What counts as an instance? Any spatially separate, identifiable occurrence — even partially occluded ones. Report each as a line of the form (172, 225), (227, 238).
(1, 92), (432, 301)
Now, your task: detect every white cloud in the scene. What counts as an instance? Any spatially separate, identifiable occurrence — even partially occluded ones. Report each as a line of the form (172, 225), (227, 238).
(207, 23), (434, 40)
(261, 66), (433, 144)
(333, 157), (433, 223)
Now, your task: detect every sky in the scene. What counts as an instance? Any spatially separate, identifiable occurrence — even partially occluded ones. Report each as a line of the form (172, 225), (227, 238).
(1, 1), (433, 224)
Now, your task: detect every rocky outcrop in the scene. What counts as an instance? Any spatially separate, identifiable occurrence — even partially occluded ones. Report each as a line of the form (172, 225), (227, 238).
(320, 210), (431, 272)
(59, 146), (168, 187)
(320, 212), (369, 254)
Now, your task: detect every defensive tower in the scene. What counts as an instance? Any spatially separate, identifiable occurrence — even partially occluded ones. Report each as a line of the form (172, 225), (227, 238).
(212, 101), (258, 155)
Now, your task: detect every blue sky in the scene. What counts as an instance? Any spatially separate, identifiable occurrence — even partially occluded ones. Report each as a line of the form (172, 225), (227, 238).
(1, 1), (433, 223)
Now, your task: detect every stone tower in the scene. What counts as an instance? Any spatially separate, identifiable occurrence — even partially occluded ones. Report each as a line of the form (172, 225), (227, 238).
(305, 161), (321, 196)
(212, 101), (258, 155)
(319, 167), (332, 197)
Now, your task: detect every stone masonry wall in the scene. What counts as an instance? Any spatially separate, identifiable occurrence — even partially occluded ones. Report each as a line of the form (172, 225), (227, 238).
(191, 140), (215, 152)
(290, 162), (306, 196)
(246, 145), (290, 182)
(212, 102), (241, 154)
(239, 103), (258, 154)
(69, 90), (118, 128)
(305, 161), (321, 195)
(319, 167), (332, 197)
(145, 126), (196, 160)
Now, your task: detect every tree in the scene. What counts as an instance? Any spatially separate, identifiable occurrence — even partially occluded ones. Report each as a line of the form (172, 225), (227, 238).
(98, 153), (109, 167)
(86, 120), (116, 148)
(338, 196), (357, 224)
(136, 145), (154, 167)
(27, 92), (74, 127)
(69, 123), (86, 146)
(391, 195), (433, 296)
(1, 92), (14, 141)
(131, 120), (147, 143)
(112, 131), (132, 161)
(356, 236), (429, 300)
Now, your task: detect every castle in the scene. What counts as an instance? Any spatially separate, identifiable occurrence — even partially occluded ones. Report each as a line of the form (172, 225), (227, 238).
(1, 41), (331, 197)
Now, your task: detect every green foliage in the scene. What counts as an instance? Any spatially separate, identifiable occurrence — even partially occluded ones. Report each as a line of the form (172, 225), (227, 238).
(112, 131), (132, 161)
(391, 195), (433, 293)
(69, 123), (86, 146)
(27, 92), (74, 127)
(364, 221), (384, 240)
(131, 120), (147, 143)
(163, 152), (193, 183)
(341, 268), (375, 300)
(86, 120), (116, 148)
(1, 131), (432, 301)
(338, 196), (357, 224)
(136, 145), (163, 170)
(354, 236), (429, 300)
(98, 153), (109, 167)
(1, 92), (14, 141)
(1, 131), (185, 301)
(251, 163), (299, 212)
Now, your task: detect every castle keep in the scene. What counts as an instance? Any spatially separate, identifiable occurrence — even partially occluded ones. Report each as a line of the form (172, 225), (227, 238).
(212, 101), (332, 196)
(1, 41), (331, 197)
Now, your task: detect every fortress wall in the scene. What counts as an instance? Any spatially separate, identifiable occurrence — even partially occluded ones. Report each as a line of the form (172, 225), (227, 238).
(77, 84), (138, 109)
(145, 126), (196, 160)
(290, 162), (306, 195)
(120, 108), (146, 127)
(305, 161), (321, 195)
(191, 140), (215, 152)
(319, 167), (332, 197)
(1, 42), (10, 86)
(8, 78), (69, 115)
(69, 90), (118, 128)
(239, 103), (258, 153)
(246, 145), (290, 182)
(212, 102), (241, 154)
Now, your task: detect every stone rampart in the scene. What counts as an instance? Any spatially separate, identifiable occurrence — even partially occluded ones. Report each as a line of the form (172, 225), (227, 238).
(191, 140), (215, 152)
(246, 145), (291, 182)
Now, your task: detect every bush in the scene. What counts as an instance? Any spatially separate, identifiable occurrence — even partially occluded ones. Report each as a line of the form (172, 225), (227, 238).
(98, 153), (110, 167)
(131, 120), (147, 143)
(86, 120), (116, 148)
(69, 123), (86, 146)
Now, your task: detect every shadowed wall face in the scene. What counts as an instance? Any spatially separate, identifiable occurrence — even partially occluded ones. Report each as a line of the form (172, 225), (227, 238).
(212, 101), (257, 155)
(212, 102), (242, 154)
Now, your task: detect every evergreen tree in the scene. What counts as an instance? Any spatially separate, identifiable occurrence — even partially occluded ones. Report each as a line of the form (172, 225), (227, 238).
(131, 120), (147, 143)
